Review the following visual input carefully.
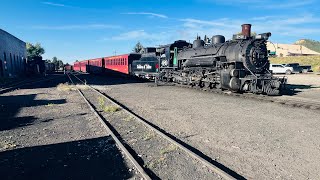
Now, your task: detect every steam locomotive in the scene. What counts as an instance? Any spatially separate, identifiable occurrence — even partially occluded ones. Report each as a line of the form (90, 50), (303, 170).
(157, 24), (286, 95)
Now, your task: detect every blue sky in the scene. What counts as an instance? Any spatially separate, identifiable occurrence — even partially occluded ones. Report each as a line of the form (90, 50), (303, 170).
(1, 0), (319, 63)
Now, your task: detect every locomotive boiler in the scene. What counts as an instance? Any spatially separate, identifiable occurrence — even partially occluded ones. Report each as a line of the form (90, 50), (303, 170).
(158, 24), (286, 95)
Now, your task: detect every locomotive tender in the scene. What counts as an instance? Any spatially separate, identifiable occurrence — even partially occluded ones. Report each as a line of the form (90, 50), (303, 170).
(158, 24), (286, 95)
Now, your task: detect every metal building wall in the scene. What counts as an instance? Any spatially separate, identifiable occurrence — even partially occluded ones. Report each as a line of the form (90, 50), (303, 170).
(0, 29), (27, 77)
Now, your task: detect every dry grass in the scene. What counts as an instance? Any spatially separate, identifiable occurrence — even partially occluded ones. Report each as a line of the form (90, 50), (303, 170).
(98, 96), (105, 109)
(76, 84), (89, 90)
(0, 141), (17, 150)
(57, 83), (76, 91)
(269, 56), (320, 72)
(160, 144), (179, 155)
(103, 105), (121, 113)
(124, 116), (134, 122)
(143, 131), (155, 141)
(46, 103), (55, 107)
(145, 156), (166, 169)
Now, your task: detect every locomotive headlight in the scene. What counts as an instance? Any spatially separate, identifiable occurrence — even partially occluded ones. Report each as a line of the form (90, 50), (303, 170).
(255, 32), (272, 40)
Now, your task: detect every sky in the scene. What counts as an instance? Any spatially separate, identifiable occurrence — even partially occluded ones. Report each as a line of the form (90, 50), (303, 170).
(1, 0), (320, 63)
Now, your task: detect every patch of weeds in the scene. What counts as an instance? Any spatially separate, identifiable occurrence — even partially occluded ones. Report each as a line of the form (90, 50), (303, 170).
(57, 83), (75, 91)
(46, 103), (55, 107)
(98, 96), (105, 109)
(145, 156), (166, 169)
(103, 105), (121, 113)
(76, 85), (89, 90)
(124, 116), (134, 122)
(143, 131), (155, 141)
(160, 144), (178, 155)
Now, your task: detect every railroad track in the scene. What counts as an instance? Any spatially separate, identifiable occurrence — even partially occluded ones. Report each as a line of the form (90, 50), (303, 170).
(161, 82), (320, 111)
(67, 72), (243, 180)
(0, 75), (65, 94)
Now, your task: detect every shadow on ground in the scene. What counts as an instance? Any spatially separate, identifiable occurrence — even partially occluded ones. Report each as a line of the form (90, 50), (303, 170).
(74, 72), (149, 87)
(0, 136), (133, 180)
(0, 94), (66, 131)
(283, 84), (320, 96)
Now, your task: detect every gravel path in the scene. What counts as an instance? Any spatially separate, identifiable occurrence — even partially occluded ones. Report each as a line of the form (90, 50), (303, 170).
(85, 74), (320, 179)
(0, 75), (140, 180)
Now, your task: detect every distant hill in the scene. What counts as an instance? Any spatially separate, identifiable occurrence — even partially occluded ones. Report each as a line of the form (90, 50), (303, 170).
(294, 39), (320, 53)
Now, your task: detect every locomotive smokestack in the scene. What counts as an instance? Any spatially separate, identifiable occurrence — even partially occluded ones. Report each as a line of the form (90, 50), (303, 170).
(241, 24), (252, 37)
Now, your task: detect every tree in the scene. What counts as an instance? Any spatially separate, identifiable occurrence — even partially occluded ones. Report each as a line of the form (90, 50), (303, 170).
(51, 57), (64, 70)
(133, 42), (144, 53)
(26, 43), (45, 60)
(57, 60), (64, 69)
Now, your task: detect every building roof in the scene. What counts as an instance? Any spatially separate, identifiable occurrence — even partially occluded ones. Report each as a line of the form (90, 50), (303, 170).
(267, 42), (320, 56)
(0, 28), (26, 44)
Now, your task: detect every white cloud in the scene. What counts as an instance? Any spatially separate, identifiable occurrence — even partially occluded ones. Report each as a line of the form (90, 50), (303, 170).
(106, 13), (320, 46)
(111, 30), (149, 40)
(32, 24), (121, 30)
(122, 12), (168, 19)
(108, 29), (177, 46)
(177, 14), (320, 42)
(41, 1), (66, 7)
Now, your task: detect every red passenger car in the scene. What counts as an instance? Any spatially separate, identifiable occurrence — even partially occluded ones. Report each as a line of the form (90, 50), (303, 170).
(104, 53), (141, 74)
(87, 58), (104, 74)
(64, 65), (73, 71)
(79, 60), (89, 73)
(73, 61), (81, 71)
(73, 53), (141, 75)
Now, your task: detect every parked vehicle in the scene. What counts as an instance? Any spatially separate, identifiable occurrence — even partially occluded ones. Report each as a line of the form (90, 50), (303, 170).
(300, 65), (313, 73)
(270, 64), (294, 74)
(282, 63), (302, 73)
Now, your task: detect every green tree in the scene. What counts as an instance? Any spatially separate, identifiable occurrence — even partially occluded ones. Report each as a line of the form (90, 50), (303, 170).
(133, 42), (144, 53)
(51, 57), (64, 70)
(57, 60), (64, 69)
(26, 43), (45, 60)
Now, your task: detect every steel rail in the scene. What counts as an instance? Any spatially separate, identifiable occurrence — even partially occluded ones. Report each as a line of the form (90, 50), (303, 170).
(70, 73), (238, 180)
(66, 73), (151, 180)
(0, 75), (65, 94)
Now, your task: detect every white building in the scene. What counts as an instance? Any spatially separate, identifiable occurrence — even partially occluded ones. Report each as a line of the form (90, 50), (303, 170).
(267, 42), (320, 57)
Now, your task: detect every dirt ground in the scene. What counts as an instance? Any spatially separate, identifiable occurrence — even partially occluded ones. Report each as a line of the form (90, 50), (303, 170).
(275, 74), (320, 102)
(78, 82), (223, 180)
(84, 74), (320, 179)
(0, 75), (140, 180)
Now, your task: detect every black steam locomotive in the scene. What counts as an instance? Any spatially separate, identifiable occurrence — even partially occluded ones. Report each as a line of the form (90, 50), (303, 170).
(157, 24), (286, 95)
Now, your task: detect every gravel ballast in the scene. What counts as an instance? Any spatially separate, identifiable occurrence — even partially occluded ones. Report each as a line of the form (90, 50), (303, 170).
(0, 76), (140, 180)
(84, 74), (320, 179)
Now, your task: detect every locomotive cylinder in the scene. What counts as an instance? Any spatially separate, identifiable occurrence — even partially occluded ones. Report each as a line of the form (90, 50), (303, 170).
(241, 24), (252, 37)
